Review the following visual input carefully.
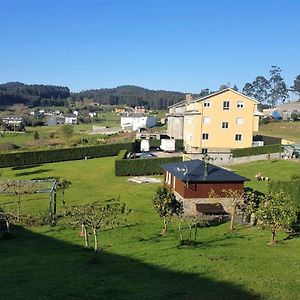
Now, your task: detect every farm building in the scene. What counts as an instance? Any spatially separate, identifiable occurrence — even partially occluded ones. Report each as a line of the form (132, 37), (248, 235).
(161, 159), (249, 215)
(121, 113), (156, 131)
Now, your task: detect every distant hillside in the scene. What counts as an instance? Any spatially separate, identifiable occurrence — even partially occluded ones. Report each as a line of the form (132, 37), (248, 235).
(71, 85), (205, 110)
(0, 82), (70, 107)
(0, 82), (211, 109)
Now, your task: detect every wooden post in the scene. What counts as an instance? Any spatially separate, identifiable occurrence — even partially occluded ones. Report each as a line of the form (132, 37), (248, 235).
(49, 193), (53, 226)
(53, 192), (57, 225)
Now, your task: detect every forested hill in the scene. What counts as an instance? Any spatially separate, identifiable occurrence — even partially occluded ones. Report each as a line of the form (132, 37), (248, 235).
(71, 85), (201, 110)
(0, 82), (206, 109)
(0, 82), (70, 107)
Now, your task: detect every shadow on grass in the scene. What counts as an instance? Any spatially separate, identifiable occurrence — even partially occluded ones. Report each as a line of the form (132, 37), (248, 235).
(0, 226), (260, 300)
(12, 164), (43, 171)
(15, 169), (53, 177)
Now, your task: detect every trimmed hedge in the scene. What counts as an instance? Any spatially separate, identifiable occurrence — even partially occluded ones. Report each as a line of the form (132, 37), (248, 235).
(231, 144), (282, 158)
(115, 154), (182, 176)
(0, 142), (135, 168)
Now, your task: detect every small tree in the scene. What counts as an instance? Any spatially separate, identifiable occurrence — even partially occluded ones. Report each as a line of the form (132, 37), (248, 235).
(33, 131), (40, 140)
(178, 214), (214, 246)
(0, 207), (18, 233)
(58, 179), (71, 207)
(61, 124), (74, 137)
(64, 197), (128, 262)
(153, 186), (183, 234)
(257, 192), (297, 245)
(209, 189), (247, 232)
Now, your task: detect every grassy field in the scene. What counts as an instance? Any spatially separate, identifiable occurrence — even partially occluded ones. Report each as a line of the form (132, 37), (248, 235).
(0, 158), (299, 299)
(258, 121), (300, 142)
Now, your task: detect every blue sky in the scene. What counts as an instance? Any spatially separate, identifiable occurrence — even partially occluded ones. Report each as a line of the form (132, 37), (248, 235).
(1, 0), (299, 93)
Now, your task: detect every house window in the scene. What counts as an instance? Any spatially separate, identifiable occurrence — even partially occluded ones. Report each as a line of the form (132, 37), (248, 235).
(203, 117), (210, 124)
(236, 117), (244, 125)
(222, 122), (229, 128)
(235, 134), (242, 141)
(202, 148), (208, 154)
(202, 133), (209, 140)
(223, 101), (230, 110)
(188, 134), (192, 141)
(237, 101), (244, 108)
(204, 100), (210, 107)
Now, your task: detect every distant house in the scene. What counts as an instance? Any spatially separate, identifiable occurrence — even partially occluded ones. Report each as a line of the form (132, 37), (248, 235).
(121, 113), (156, 131)
(264, 102), (300, 120)
(64, 114), (78, 124)
(47, 116), (65, 126)
(134, 106), (146, 114)
(2, 115), (23, 130)
(161, 159), (249, 215)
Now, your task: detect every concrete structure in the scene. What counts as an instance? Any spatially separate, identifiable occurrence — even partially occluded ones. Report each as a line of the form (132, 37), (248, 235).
(121, 114), (156, 131)
(183, 89), (260, 154)
(166, 96), (189, 139)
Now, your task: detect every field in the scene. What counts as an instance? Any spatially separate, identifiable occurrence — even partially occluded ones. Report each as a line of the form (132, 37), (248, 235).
(258, 121), (300, 142)
(0, 158), (299, 299)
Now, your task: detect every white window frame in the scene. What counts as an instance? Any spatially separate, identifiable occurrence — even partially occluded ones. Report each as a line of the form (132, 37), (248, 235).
(237, 101), (244, 109)
(223, 101), (230, 110)
(222, 121), (229, 129)
(236, 117), (244, 125)
(202, 133), (209, 140)
(235, 134), (242, 141)
(203, 100), (210, 107)
(203, 117), (210, 124)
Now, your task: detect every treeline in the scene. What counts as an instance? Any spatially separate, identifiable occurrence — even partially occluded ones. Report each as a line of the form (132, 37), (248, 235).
(71, 85), (207, 110)
(0, 82), (70, 107)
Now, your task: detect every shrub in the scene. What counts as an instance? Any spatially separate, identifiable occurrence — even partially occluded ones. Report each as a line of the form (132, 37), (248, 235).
(0, 142), (135, 168)
(115, 153), (182, 176)
(231, 144), (282, 158)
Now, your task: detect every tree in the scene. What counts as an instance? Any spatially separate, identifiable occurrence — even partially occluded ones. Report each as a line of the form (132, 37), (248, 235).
(257, 192), (297, 245)
(153, 186), (183, 234)
(252, 76), (270, 103)
(291, 74), (300, 100)
(61, 124), (74, 137)
(242, 82), (255, 98)
(33, 131), (40, 140)
(57, 179), (71, 207)
(233, 84), (239, 92)
(268, 66), (289, 106)
(209, 189), (247, 232)
(64, 198), (128, 262)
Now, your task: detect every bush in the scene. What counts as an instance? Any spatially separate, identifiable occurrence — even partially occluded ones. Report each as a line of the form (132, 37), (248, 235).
(0, 142), (135, 168)
(231, 144), (282, 158)
(115, 153), (182, 176)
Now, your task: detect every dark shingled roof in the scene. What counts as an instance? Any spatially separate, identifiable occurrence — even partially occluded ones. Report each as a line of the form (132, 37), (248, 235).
(161, 159), (250, 183)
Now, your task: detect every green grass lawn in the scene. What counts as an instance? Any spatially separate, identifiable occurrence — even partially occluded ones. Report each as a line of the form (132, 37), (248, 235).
(0, 158), (300, 299)
(258, 121), (300, 142)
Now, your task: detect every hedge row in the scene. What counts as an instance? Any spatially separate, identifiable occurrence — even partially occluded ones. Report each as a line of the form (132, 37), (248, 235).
(115, 154), (182, 176)
(0, 142), (135, 168)
(231, 144), (282, 158)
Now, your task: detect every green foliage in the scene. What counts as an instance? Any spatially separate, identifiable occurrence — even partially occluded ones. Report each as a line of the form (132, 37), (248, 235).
(33, 131), (40, 140)
(153, 186), (183, 234)
(115, 154), (182, 176)
(0, 142), (135, 168)
(256, 192), (297, 244)
(61, 124), (74, 136)
(231, 144), (282, 158)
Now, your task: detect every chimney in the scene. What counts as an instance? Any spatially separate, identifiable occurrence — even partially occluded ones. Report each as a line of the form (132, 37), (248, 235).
(186, 94), (193, 103)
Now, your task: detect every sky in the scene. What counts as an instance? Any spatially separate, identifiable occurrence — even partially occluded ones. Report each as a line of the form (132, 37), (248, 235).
(0, 0), (300, 93)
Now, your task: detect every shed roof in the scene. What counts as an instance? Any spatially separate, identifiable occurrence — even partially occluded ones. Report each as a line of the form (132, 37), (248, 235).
(161, 159), (249, 183)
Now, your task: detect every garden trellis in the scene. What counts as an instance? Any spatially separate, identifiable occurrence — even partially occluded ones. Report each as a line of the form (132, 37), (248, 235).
(0, 179), (57, 225)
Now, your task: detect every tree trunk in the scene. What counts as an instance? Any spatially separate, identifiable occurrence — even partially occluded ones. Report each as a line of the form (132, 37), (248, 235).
(270, 229), (276, 245)
(6, 220), (10, 233)
(178, 224), (183, 241)
(17, 194), (21, 222)
(194, 226), (198, 243)
(93, 227), (98, 261)
(161, 217), (168, 235)
(188, 224), (192, 242)
(229, 214), (235, 232)
(62, 190), (65, 207)
(84, 225), (89, 248)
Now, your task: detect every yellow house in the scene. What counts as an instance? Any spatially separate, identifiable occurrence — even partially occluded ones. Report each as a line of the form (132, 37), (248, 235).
(184, 88), (260, 154)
